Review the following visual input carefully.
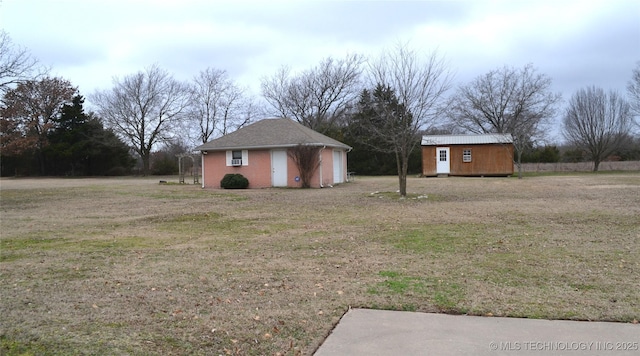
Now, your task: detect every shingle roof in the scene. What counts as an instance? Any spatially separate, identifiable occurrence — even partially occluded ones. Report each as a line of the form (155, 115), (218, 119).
(194, 118), (352, 151)
(421, 134), (513, 146)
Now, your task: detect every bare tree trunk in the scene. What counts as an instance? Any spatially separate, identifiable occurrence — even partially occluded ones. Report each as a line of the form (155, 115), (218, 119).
(397, 171), (404, 196)
(516, 151), (523, 179)
(398, 175), (406, 196)
(38, 150), (45, 176)
(396, 150), (408, 196)
(141, 146), (151, 176)
(142, 157), (150, 176)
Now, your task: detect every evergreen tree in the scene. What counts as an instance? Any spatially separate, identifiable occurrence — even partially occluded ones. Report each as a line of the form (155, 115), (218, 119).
(46, 95), (134, 175)
(345, 85), (422, 177)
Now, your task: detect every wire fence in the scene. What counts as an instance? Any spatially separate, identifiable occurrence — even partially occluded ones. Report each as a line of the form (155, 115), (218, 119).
(520, 161), (640, 172)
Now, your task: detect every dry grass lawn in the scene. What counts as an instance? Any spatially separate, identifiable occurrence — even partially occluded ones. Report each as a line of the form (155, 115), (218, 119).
(1, 174), (639, 355)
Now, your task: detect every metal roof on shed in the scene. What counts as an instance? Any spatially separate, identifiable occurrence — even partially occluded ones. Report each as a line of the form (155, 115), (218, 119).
(421, 134), (513, 146)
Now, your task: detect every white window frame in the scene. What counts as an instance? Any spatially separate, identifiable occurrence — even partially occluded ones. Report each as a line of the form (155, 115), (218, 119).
(226, 150), (248, 166)
(463, 149), (472, 163)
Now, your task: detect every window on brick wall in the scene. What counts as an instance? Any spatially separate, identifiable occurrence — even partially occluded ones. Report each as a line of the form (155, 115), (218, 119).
(226, 150), (248, 166)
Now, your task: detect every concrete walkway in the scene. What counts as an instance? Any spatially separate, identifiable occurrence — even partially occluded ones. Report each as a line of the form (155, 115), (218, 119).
(314, 309), (639, 355)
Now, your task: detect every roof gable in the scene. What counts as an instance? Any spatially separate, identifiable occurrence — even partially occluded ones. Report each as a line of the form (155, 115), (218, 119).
(421, 134), (513, 146)
(195, 118), (351, 151)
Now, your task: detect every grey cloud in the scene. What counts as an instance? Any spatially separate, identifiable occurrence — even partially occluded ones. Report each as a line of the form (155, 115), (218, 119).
(3, 0), (638, 114)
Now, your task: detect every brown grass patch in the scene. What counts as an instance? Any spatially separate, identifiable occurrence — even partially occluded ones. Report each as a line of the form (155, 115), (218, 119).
(1, 174), (639, 355)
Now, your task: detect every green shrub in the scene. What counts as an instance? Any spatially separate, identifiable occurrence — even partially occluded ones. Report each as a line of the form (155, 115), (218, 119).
(220, 173), (249, 189)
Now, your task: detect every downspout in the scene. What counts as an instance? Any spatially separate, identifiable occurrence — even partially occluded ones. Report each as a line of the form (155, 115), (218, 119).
(200, 151), (206, 188)
(319, 145), (326, 188)
(346, 147), (352, 183)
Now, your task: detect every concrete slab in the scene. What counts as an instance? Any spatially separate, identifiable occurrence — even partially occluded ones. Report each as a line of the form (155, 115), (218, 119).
(314, 309), (639, 355)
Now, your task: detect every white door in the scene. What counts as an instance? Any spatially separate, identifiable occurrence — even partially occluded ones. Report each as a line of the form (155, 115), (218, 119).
(333, 150), (343, 184)
(271, 150), (288, 187)
(436, 147), (450, 174)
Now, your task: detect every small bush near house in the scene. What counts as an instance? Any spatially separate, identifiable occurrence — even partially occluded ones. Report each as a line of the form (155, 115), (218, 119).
(220, 173), (249, 189)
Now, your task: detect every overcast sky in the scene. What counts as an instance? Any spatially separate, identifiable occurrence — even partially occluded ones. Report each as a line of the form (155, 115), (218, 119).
(1, 0), (639, 139)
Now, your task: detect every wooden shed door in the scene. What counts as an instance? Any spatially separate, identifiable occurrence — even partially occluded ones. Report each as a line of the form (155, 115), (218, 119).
(436, 147), (450, 174)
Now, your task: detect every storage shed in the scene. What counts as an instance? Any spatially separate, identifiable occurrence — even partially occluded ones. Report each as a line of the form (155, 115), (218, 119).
(194, 118), (351, 189)
(421, 134), (514, 177)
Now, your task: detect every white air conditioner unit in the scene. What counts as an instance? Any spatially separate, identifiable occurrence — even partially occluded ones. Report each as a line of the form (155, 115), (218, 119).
(231, 159), (242, 166)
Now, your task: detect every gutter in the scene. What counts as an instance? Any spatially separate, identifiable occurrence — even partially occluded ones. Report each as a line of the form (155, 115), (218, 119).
(195, 143), (351, 152)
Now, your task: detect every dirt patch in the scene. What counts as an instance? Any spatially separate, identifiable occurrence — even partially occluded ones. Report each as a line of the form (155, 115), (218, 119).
(1, 174), (639, 355)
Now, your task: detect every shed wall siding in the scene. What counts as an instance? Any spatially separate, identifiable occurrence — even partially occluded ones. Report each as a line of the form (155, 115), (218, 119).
(422, 146), (437, 176)
(422, 144), (514, 176)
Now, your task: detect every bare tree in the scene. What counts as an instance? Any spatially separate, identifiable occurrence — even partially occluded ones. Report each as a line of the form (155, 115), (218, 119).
(261, 54), (364, 133)
(0, 30), (45, 93)
(287, 144), (321, 188)
(91, 65), (190, 175)
(0, 77), (77, 174)
(627, 61), (640, 127)
(365, 43), (453, 196)
(562, 86), (633, 171)
(188, 68), (261, 144)
(446, 64), (561, 178)
(228, 96), (263, 135)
